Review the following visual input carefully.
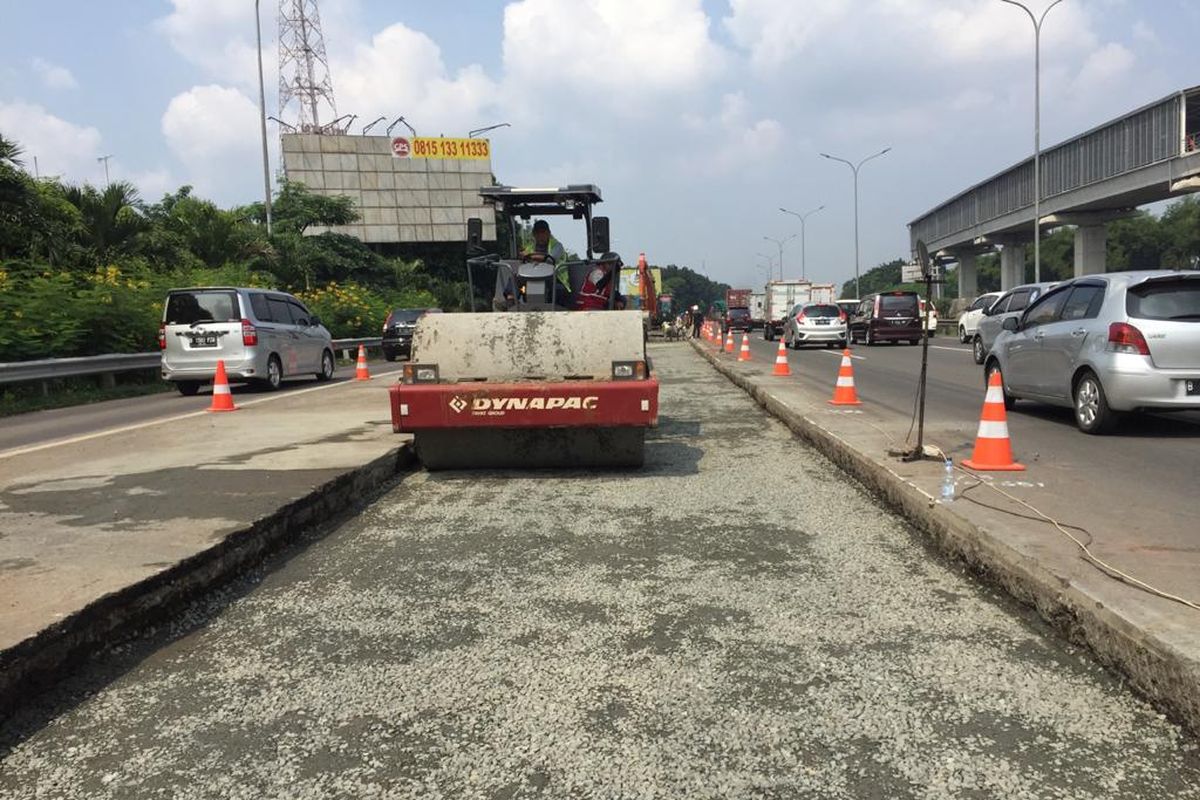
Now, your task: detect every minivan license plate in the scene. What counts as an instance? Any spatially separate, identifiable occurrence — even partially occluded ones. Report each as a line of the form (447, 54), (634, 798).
(191, 334), (218, 348)
(1187, 380), (1199, 396)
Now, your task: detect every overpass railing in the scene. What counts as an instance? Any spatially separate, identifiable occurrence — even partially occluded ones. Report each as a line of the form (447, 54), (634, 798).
(911, 88), (1195, 247)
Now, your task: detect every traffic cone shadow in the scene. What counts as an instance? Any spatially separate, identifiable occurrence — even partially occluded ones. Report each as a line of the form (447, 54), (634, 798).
(207, 360), (237, 412)
(828, 349), (862, 406)
(962, 371), (1025, 471)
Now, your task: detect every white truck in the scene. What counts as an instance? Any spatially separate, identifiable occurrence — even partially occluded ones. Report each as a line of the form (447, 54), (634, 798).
(749, 292), (766, 329)
(763, 280), (813, 341)
(809, 283), (837, 304)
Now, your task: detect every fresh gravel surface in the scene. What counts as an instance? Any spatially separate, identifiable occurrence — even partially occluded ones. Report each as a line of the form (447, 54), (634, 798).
(2, 344), (1198, 799)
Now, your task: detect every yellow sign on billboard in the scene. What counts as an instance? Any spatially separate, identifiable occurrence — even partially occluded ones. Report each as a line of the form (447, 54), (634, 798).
(390, 137), (490, 160)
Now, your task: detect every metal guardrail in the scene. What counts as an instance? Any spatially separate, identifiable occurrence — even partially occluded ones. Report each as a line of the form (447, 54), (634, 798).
(0, 338), (383, 387)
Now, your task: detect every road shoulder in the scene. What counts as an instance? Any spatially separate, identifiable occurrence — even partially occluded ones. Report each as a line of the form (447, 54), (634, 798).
(0, 378), (414, 714)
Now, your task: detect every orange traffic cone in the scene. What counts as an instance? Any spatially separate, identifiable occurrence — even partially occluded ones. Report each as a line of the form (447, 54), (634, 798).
(724, 331), (734, 354)
(772, 338), (791, 376)
(207, 359), (237, 412)
(828, 349), (862, 406)
(962, 371), (1025, 471)
(738, 333), (752, 362)
(355, 344), (371, 381)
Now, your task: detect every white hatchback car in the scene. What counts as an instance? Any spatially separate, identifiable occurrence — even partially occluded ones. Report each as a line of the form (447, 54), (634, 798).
(783, 302), (848, 349)
(957, 292), (1002, 343)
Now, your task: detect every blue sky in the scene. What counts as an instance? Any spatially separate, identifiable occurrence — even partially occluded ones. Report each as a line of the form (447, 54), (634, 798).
(2, 0), (1198, 290)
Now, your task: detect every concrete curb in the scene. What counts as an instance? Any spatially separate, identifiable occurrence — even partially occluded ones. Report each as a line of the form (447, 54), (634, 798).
(690, 339), (1200, 736)
(0, 443), (417, 716)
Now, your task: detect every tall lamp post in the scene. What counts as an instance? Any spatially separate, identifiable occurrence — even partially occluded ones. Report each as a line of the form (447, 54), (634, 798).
(820, 147), (890, 298)
(762, 235), (796, 281)
(779, 205), (824, 281)
(1001, 0), (1064, 283)
(255, 0), (273, 235)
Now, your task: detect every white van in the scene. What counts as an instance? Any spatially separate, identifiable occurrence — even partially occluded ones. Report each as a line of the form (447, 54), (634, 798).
(159, 287), (335, 395)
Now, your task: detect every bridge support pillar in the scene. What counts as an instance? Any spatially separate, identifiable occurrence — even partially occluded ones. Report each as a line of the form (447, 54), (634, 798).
(1074, 224), (1108, 276)
(1000, 245), (1025, 290)
(957, 253), (978, 298)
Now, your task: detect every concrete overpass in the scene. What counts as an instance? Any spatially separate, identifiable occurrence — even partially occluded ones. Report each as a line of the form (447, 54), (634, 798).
(909, 87), (1200, 295)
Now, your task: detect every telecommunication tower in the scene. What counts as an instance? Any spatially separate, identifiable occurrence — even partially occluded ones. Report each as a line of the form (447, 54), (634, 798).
(277, 0), (338, 133)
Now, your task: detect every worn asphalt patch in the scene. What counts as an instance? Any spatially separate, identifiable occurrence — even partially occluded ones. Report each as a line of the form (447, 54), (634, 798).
(2, 345), (1198, 799)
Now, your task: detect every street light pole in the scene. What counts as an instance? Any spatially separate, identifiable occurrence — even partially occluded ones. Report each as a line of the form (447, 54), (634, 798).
(1001, 0), (1064, 284)
(780, 205), (824, 281)
(763, 235), (796, 281)
(255, 0), (273, 236)
(820, 148), (890, 298)
(97, 155), (112, 186)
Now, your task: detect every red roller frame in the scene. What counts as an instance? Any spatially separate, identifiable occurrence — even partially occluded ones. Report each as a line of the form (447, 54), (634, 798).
(389, 378), (659, 432)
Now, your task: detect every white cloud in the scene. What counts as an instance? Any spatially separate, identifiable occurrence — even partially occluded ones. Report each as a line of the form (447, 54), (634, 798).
(334, 23), (497, 136)
(676, 92), (784, 175)
(724, 0), (1099, 73)
(502, 0), (725, 99)
(155, 0), (261, 89)
(31, 58), (78, 91)
(161, 85), (260, 198)
(0, 100), (102, 180)
(0, 100), (173, 196)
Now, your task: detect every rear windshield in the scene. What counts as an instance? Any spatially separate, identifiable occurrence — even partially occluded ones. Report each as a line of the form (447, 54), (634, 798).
(880, 294), (918, 314)
(805, 304), (841, 317)
(165, 291), (239, 325)
(1127, 278), (1200, 321)
(728, 308), (750, 318)
(389, 309), (426, 323)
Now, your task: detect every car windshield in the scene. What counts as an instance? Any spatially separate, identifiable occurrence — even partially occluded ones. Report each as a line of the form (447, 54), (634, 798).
(805, 304), (841, 317)
(880, 295), (917, 314)
(164, 291), (239, 325)
(728, 309), (750, 319)
(1127, 279), (1200, 321)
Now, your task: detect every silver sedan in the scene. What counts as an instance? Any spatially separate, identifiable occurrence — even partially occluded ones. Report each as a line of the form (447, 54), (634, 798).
(783, 303), (848, 349)
(985, 271), (1200, 433)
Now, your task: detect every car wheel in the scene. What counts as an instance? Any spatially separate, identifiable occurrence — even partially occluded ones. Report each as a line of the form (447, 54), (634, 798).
(263, 355), (282, 391)
(176, 381), (201, 397)
(986, 362), (1016, 411)
(959, 326), (968, 344)
(765, 326), (774, 342)
(1074, 371), (1118, 435)
(316, 350), (335, 382)
(972, 335), (986, 365)
(384, 350), (397, 362)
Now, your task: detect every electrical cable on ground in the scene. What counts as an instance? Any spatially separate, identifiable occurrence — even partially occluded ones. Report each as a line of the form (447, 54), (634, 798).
(953, 464), (1200, 612)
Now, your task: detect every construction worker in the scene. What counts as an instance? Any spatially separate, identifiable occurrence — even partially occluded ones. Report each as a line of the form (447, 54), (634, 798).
(522, 220), (566, 264)
(691, 305), (703, 338)
(574, 254), (626, 311)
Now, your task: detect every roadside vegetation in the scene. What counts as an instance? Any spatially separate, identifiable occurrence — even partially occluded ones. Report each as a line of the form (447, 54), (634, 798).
(0, 131), (465, 364)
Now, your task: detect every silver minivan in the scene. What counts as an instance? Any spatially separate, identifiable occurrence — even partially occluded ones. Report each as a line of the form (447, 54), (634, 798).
(159, 287), (335, 395)
(985, 271), (1200, 433)
(972, 282), (1058, 364)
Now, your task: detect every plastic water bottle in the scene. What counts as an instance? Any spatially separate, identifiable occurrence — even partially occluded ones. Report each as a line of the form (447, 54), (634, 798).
(941, 459), (955, 504)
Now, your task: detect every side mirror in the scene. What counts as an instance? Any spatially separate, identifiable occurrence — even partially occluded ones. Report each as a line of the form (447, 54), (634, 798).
(1002, 316), (1019, 332)
(591, 216), (610, 254)
(466, 217), (483, 249)
(310, 315), (322, 327)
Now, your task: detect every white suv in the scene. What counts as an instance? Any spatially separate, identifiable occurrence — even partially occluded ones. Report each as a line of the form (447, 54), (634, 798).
(957, 292), (1001, 343)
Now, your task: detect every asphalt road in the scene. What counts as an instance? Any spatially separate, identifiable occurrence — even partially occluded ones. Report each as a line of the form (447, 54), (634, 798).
(732, 329), (1200, 552)
(2, 344), (1197, 799)
(0, 363), (405, 456)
